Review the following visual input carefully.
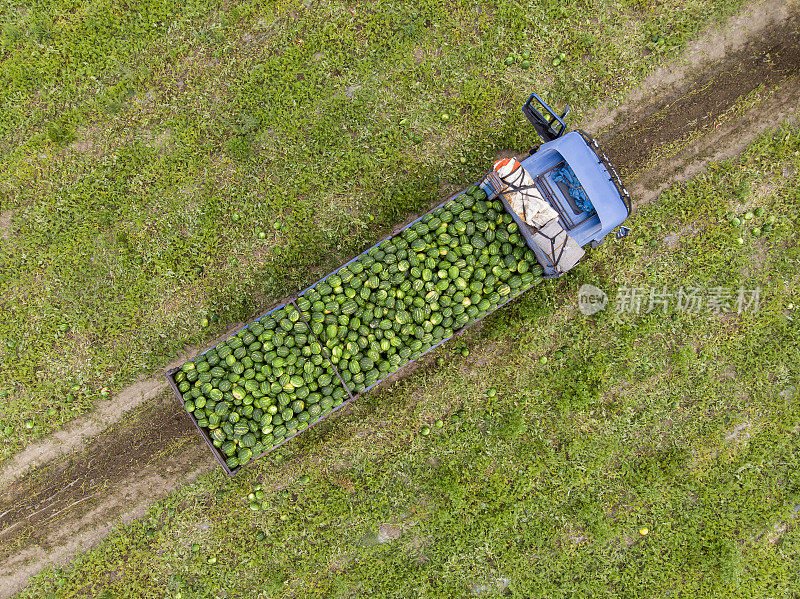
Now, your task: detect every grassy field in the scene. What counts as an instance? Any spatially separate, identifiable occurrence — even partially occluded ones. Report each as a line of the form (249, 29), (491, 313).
(16, 127), (800, 598)
(0, 0), (748, 458)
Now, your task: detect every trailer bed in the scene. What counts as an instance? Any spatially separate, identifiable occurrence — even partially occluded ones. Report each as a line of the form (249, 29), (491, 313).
(167, 175), (542, 475)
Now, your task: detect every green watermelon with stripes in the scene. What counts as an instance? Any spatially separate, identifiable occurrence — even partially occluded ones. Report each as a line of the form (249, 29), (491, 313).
(175, 181), (541, 471)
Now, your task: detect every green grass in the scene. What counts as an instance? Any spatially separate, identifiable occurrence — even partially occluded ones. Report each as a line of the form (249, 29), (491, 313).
(0, 0), (747, 458)
(17, 126), (800, 598)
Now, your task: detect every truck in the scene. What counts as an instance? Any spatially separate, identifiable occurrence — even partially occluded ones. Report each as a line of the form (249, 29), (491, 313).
(167, 92), (632, 475)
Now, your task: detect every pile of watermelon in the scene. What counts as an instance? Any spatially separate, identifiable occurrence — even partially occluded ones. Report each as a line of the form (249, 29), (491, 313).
(173, 184), (543, 470)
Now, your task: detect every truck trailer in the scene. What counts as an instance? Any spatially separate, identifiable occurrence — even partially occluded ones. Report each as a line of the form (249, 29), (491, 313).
(167, 92), (631, 475)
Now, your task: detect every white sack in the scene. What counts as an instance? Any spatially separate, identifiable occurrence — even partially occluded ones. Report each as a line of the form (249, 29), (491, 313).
(493, 158), (559, 228)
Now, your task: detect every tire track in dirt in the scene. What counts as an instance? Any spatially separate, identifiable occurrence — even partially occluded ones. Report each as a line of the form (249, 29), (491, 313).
(627, 74), (800, 205)
(0, 301), (293, 491)
(1, 3), (800, 596)
(0, 392), (214, 596)
(0, 377), (167, 491)
(600, 9), (800, 175)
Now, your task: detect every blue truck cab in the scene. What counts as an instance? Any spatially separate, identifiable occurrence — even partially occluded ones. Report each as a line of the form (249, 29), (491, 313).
(482, 93), (631, 277)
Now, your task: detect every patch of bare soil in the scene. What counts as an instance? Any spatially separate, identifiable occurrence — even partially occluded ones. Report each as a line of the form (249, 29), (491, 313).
(628, 73), (800, 205)
(600, 10), (800, 174)
(0, 305), (292, 490)
(2, 3), (800, 596)
(0, 376), (166, 490)
(0, 393), (214, 596)
(0, 210), (12, 239)
(585, 0), (795, 135)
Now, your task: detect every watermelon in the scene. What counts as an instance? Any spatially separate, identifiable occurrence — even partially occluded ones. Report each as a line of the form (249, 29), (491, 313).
(174, 180), (539, 472)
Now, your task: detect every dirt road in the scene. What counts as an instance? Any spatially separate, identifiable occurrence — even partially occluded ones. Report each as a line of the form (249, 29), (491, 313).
(1, 1), (798, 595)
